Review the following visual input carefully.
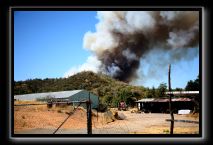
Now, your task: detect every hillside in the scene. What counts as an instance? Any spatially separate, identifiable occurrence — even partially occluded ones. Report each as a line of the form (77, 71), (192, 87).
(14, 71), (146, 107)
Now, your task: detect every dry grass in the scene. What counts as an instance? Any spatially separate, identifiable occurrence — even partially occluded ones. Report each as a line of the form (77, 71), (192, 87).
(14, 101), (83, 132)
(14, 100), (44, 105)
(130, 126), (199, 134)
(14, 100), (75, 112)
(186, 113), (199, 119)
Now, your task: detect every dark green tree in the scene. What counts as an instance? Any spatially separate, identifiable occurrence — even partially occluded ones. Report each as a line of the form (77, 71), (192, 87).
(185, 74), (199, 91)
(145, 86), (156, 98)
(174, 88), (183, 91)
(157, 83), (167, 98)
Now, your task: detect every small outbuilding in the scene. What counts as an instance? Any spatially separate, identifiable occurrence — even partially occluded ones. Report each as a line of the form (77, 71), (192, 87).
(135, 91), (199, 113)
(135, 98), (195, 113)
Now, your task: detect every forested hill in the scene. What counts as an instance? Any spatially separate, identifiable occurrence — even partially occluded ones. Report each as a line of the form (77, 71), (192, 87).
(14, 71), (147, 105)
(14, 71), (197, 106)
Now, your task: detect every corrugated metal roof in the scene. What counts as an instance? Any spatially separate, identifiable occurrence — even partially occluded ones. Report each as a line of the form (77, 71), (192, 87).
(14, 90), (83, 101)
(135, 98), (155, 102)
(165, 91), (199, 96)
(154, 98), (169, 102)
(135, 98), (192, 103)
(172, 98), (192, 102)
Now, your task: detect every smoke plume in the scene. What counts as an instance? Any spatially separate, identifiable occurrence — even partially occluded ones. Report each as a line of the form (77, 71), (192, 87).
(64, 56), (101, 78)
(83, 11), (199, 82)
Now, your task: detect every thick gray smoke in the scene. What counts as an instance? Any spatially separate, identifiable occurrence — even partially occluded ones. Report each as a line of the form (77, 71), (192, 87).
(83, 11), (199, 82)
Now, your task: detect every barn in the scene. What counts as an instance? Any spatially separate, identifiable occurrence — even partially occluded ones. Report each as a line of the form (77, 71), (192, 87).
(14, 90), (99, 109)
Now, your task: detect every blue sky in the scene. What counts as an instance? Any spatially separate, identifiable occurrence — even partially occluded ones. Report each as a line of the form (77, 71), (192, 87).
(15, 11), (97, 79)
(14, 11), (199, 89)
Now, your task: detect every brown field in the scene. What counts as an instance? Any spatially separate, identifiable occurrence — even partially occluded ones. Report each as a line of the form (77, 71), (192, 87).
(14, 101), (199, 134)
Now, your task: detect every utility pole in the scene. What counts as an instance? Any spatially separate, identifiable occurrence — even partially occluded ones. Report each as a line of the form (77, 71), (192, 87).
(168, 64), (174, 134)
(87, 92), (92, 134)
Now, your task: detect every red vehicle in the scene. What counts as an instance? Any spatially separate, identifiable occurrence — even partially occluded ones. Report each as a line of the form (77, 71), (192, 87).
(118, 101), (127, 111)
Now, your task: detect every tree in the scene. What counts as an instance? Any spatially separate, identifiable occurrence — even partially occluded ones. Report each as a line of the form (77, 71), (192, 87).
(185, 74), (199, 91)
(174, 88), (183, 91)
(151, 86), (156, 98)
(146, 87), (155, 98)
(157, 83), (167, 98)
(185, 74), (200, 112)
(194, 74), (199, 87)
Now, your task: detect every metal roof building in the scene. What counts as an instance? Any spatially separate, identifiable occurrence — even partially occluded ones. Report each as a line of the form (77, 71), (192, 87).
(135, 98), (192, 103)
(14, 90), (99, 109)
(135, 97), (195, 113)
(165, 91), (199, 96)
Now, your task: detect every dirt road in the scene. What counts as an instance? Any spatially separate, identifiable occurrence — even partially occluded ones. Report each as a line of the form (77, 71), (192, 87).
(92, 111), (199, 134)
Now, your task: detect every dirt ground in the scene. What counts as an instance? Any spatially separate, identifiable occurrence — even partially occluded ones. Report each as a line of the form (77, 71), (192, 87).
(14, 101), (199, 134)
(14, 102), (87, 132)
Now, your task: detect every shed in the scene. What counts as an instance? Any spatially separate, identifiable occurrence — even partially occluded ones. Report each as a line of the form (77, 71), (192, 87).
(14, 90), (99, 109)
(135, 98), (194, 113)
